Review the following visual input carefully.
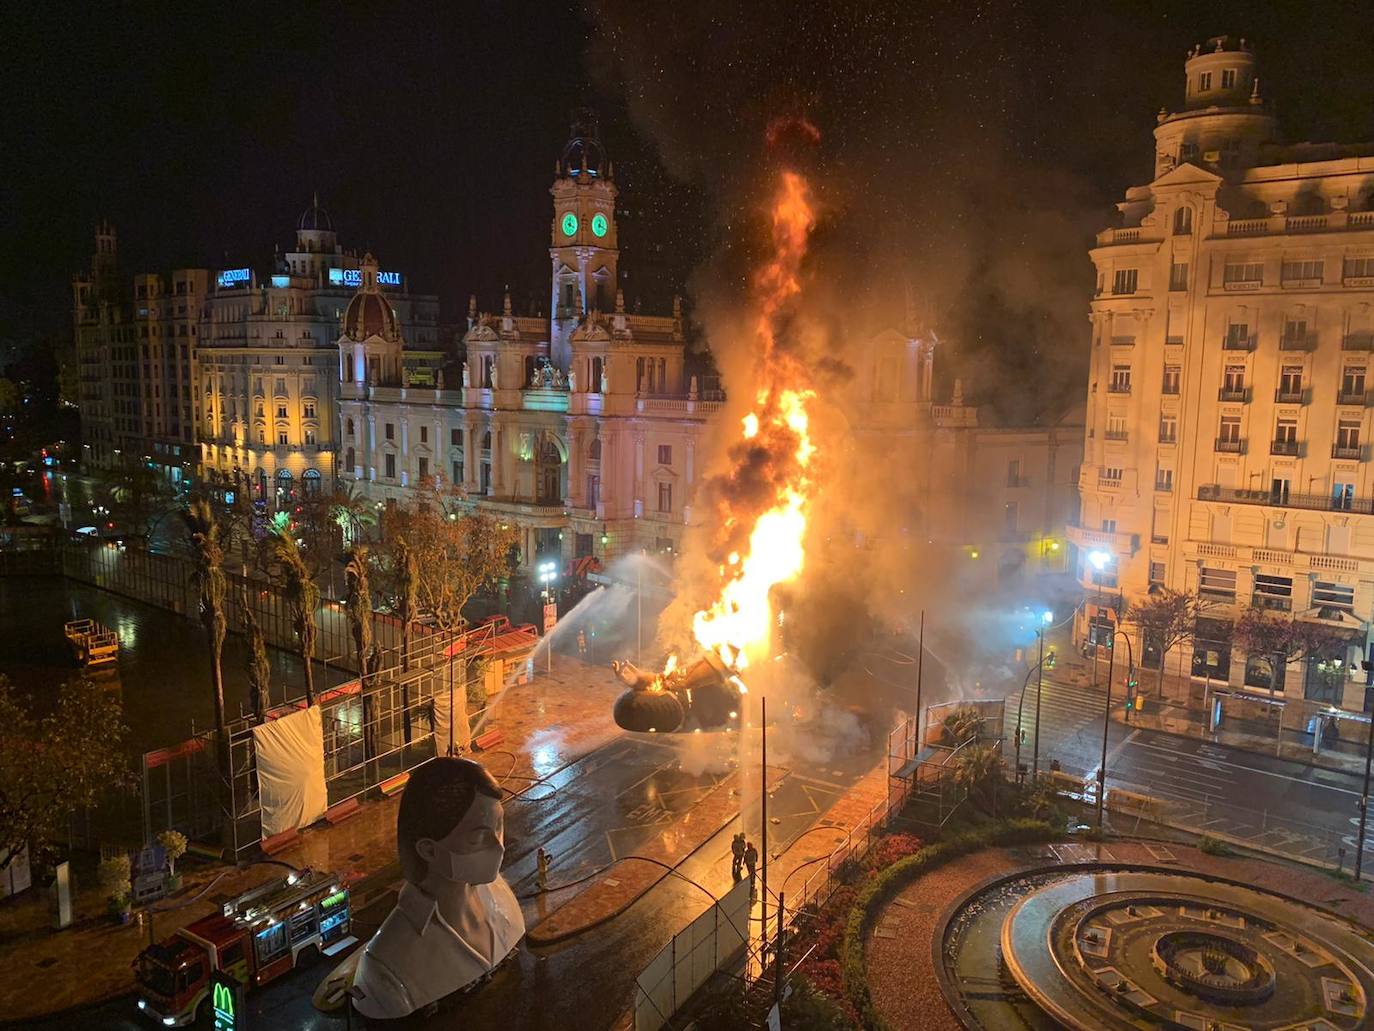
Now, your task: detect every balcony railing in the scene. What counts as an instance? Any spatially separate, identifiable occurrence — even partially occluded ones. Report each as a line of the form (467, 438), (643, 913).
(1252, 594), (1292, 612)
(1270, 439), (1300, 456)
(1337, 390), (1371, 407)
(1214, 437), (1245, 454)
(1197, 483), (1374, 515)
(1104, 430), (1129, 442)
(1221, 335), (1256, 351)
(1332, 444), (1364, 461)
(1279, 334), (1317, 352)
(1106, 383), (1132, 394)
(1218, 387), (1250, 402)
(1158, 434), (1177, 445)
(1274, 388), (1306, 404)
(1342, 335), (1374, 352)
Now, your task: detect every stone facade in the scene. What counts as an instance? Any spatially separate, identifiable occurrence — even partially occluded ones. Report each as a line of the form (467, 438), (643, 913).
(1077, 35), (1374, 709)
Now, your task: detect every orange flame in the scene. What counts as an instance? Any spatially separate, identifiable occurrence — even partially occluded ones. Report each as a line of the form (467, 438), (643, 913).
(691, 171), (818, 670)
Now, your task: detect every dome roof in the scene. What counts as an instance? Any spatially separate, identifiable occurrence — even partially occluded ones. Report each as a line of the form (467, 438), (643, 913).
(343, 291), (397, 340)
(341, 255), (398, 340)
(298, 194), (334, 233)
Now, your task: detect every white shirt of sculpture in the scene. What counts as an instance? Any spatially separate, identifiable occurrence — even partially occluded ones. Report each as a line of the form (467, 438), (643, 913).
(352, 877), (524, 1018)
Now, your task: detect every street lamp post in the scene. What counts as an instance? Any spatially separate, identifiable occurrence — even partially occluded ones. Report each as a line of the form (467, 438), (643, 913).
(538, 560), (557, 674)
(1357, 706), (1374, 880)
(1031, 609), (1052, 778)
(1097, 628), (1135, 830)
(1013, 657), (1041, 782)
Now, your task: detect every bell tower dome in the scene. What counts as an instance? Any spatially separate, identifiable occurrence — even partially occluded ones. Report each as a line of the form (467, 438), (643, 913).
(1152, 36), (1276, 180)
(550, 109), (619, 372)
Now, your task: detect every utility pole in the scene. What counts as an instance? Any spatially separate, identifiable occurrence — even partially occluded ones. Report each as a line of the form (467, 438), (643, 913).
(1357, 708), (1374, 880)
(760, 694), (768, 944)
(1097, 630), (1133, 830)
(1032, 626), (1045, 777)
(915, 610), (925, 758)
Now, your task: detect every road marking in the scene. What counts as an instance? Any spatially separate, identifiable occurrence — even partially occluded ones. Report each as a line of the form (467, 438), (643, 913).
(1125, 738), (1361, 795)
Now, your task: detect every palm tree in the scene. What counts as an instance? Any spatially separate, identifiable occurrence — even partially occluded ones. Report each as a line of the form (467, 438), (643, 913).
(951, 745), (1004, 815)
(343, 546), (374, 688)
(268, 529), (320, 706)
(393, 536), (419, 672)
(238, 586), (271, 722)
(329, 481), (377, 547)
(344, 545), (378, 767)
(182, 500), (230, 800)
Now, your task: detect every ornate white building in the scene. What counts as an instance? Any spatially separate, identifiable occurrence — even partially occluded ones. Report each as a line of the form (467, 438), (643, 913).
(337, 122), (1085, 584)
(1075, 36), (1374, 710)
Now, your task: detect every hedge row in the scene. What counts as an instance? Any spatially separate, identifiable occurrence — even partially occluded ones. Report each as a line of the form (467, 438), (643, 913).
(839, 817), (1057, 1030)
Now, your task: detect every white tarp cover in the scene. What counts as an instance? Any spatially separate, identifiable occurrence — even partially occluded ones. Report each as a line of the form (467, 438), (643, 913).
(254, 705), (327, 837)
(431, 683), (471, 757)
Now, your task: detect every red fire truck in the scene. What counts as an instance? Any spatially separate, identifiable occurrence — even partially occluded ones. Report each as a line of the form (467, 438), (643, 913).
(134, 868), (353, 1026)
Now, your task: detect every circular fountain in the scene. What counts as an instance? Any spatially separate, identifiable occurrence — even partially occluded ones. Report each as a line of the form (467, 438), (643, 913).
(938, 866), (1374, 1030)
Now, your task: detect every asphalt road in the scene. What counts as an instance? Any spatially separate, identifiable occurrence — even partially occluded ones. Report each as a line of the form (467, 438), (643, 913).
(1009, 675), (1373, 868)
(42, 721), (881, 1031)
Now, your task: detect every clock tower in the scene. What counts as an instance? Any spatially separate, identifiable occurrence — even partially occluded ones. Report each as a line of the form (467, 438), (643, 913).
(550, 110), (618, 371)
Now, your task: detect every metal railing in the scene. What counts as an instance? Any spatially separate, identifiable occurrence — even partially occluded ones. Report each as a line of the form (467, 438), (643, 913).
(1269, 439), (1300, 456)
(1214, 438), (1245, 454)
(1198, 483), (1374, 515)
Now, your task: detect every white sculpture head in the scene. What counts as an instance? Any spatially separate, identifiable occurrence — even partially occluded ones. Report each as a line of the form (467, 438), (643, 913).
(398, 758), (505, 887)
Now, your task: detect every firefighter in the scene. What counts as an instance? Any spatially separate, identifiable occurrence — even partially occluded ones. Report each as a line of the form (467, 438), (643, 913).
(537, 847), (552, 892)
(730, 832), (746, 882)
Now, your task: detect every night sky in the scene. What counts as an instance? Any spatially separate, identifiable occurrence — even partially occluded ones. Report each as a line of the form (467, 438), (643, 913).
(3, 2), (1372, 418)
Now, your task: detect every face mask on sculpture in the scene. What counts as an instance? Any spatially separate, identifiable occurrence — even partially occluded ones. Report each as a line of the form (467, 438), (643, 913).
(418, 793), (506, 886)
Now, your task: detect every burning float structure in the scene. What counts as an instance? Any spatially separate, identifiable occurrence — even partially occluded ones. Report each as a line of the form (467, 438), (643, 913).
(610, 653), (744, 733)
(611, 157), (821, 734)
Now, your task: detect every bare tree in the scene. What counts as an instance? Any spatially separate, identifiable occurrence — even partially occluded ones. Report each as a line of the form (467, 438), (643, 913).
(267, 529), (320, 706)
(377, 501), (518, 631)
(1233, 607), (1350, 698)
(183, 499), (229, 780)
(1127, 589), (1211, 697)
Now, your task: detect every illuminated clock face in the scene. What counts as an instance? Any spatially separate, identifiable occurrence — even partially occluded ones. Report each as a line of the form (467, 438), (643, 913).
(591, 213), (609, 238)
(561, 212), (578, 237)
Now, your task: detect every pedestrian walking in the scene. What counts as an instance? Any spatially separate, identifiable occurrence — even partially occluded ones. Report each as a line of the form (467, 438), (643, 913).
(743, 840), (759, 893)
(537, 847), (552, 892)
(577, 628), (587, 658)
(730, 832), (746, 882)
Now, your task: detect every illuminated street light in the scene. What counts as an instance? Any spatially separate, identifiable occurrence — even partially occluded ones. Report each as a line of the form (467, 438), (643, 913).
(1088, 548), (1112, 571)
(1042, 610), (1054, 625)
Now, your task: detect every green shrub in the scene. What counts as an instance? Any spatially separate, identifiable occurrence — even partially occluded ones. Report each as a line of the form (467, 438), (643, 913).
(1198, 834), (1233, 856)
(838, 819), (1056, 1030)
(783, 974), (856, 1030)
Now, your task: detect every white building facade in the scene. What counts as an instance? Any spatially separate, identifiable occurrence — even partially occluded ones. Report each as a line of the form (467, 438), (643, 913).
(1075, 36), (1374, 710)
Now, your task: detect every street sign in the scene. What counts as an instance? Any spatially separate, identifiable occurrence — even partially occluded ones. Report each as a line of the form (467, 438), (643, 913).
(543, 603), (557, 633)
(211, 971), (243, 1031)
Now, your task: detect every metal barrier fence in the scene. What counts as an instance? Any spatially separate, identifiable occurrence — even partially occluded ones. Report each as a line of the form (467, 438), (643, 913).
(142, 631), (469, 858)
(633, 877), (753, 1031)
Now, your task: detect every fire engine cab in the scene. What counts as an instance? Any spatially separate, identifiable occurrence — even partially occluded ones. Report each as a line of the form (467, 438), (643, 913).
(134, 868), (353, 1026)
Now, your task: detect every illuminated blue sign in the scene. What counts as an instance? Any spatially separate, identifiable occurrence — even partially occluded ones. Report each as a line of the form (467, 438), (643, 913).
(271, 275), (290, 288)
(328, 268), (402, 288)
(217, 268), (251, 289)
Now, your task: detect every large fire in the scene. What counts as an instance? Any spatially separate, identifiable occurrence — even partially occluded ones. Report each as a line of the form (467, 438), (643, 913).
(611, 167), (820, 734)
(691, 170), (818, 671)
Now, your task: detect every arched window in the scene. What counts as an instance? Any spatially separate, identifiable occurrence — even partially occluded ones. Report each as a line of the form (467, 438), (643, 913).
(303, 469), (322, 495)
(482, 430), (492, 451)
(276, 469), (293, 483)
(590, 356), (603, 391)
(1173, 206), (1192, 236)
(589, 437), (602, 461)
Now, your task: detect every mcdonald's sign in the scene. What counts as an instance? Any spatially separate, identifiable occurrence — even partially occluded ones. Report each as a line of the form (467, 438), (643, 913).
(211, 972), (240, 1031)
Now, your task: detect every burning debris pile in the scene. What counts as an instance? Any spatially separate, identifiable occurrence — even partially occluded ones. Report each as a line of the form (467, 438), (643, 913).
(610, 654), (742, 733)
(612, 159), (820, 733)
